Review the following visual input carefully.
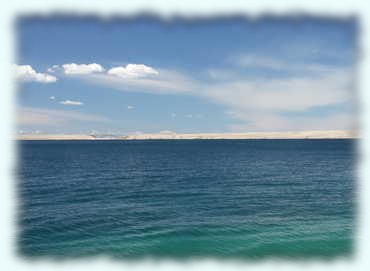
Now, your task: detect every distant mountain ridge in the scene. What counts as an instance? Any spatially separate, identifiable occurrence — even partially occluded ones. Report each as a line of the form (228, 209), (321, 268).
(17, 130), (356, 140)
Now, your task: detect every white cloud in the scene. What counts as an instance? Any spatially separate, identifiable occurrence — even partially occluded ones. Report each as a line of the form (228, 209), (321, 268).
(17, 107), (109, 126)
(87, 68), (196, 94)
(232, 53), (344, 74)
(204, 69), (353, 112)
(107, 64), (158, 78)
(127, 105), (134, 110)
(49, 96), (56, 100)
(203, 67), (355, 131)
(60, 100), (84, 106)
(62, 63), (105, 75)
(14, 65), (57, 83)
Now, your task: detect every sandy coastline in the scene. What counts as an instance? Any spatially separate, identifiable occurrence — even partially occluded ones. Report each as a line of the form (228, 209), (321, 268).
(16, 130), (357, 140)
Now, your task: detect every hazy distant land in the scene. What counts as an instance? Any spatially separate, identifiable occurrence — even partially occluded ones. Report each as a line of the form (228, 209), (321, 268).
(17, 130), (357, 140)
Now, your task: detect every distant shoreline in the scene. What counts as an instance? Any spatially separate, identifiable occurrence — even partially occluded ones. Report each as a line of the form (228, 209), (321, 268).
(16, 130), (357, 140)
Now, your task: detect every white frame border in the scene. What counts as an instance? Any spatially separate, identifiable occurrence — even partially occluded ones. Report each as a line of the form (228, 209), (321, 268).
(1, 1), (369, 270)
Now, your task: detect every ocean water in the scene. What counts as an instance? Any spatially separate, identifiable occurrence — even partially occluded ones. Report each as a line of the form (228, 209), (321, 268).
(18, 139), (355, 259)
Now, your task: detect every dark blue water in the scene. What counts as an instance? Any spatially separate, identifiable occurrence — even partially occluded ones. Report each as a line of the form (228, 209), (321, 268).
(18, 139), (356, 259)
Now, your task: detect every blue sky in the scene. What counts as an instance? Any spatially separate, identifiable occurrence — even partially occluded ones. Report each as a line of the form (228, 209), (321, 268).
(16, 17), (357, 134)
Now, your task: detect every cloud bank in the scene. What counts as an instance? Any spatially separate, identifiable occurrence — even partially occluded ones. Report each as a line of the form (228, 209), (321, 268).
(14, 65), (57, 83)
(18, 56), (356, 132)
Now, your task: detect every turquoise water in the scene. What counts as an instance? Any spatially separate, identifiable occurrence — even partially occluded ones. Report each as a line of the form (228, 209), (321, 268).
(18, 139), (355, 259)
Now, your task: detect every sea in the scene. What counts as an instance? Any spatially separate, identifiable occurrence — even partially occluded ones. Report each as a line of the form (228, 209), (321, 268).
(17, 139), (356, 259)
